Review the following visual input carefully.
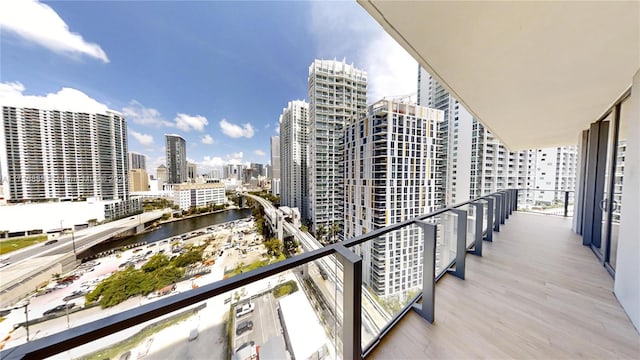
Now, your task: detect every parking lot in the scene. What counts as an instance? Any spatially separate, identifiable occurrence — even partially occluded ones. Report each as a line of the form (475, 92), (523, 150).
(232, 292), (282, 356)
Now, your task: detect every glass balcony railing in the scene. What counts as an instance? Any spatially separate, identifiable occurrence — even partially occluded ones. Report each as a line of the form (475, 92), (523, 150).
(2, 190), (520, 360)
(516, 189), (574, 217)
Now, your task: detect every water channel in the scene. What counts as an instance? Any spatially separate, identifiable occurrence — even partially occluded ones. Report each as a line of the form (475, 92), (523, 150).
(84, 208), (252, 257)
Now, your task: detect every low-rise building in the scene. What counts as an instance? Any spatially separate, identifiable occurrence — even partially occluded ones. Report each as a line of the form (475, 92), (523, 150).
(172, 182), (226, 210)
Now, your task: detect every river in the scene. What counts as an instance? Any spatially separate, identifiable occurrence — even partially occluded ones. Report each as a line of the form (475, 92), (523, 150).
(83, 208), (252, 257)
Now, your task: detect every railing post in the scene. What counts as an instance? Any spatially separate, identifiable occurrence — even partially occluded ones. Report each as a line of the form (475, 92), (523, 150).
(564, 191), (569, 217)
(335, 245), (363, 360)
(493, 194), (502, 231)
(413, 221), (436, 323)
(485, 197), (495, 241)
(504, 190), (511, 219)
(468, 202), (483, 256)
(448, 209), (467, 279)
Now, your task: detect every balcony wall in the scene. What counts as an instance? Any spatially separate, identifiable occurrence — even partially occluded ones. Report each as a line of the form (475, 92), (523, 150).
(368, 212), (640, 359)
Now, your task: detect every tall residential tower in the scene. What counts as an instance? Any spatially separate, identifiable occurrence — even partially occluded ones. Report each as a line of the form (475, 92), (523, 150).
(165, 134), (187, 184)
(279, 100), (309, 217)
(308, 59), (367, 238)
(0, 106), (129, 202)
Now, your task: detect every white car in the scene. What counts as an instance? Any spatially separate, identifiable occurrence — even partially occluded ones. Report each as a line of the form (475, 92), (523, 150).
(235, 303), (255, 318)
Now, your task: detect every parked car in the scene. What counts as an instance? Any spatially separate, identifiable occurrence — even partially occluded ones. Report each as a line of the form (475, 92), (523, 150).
(235, 303), (255, 318)
(43, 302), (75, 316)
(63, 290), (88, 302)
(235, 320), (253, 336)
(44, 239), (58, 246)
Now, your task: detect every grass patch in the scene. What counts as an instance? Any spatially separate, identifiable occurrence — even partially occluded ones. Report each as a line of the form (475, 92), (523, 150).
(273, 280), (299, 298)
(0, 235), (48, 255)
(81, 308), (199, 360)
(0, 317), (5, 323)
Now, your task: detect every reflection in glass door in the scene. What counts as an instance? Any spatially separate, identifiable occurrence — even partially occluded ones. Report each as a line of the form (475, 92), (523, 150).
(598, 115), (614, 260)
(607, 100), (628, 271)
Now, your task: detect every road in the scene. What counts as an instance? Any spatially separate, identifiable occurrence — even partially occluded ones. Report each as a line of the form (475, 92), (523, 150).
(244, 194), (392, 344)
(1, 211), (165, 268)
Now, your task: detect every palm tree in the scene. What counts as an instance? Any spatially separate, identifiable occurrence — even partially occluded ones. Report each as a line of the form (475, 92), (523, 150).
(329, 223), (341, 244)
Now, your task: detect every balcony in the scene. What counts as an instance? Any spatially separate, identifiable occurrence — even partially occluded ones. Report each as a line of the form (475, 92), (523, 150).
(369, 212), (639, 359)
(2, 191), (638, 359)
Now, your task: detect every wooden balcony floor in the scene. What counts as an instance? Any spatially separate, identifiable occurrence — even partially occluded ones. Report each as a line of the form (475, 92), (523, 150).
(368, 212), (640, 359)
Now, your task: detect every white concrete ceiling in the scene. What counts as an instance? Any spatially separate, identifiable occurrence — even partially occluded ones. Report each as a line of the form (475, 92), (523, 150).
(358, 1), (640, 150)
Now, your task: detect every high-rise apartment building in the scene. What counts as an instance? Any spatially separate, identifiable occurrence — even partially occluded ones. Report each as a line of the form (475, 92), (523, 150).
(345, 99), (443, 297)
(417, 66), (578, 204)
(128, 152), (146, 170)
(0, 106), (129, 202)
(271, 136), (280, 196)
(308, 59), (367, 237)
(224, 164), (244, 181)
(279, 100), (309, 217)
(165, 134), (187, 184)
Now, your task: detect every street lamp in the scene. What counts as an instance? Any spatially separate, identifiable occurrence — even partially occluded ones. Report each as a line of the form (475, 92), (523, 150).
(4, 301), (30, 342)
(60, 220), (77, 256)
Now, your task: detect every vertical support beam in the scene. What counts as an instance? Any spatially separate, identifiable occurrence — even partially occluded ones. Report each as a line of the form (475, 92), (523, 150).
(504, 190), (511, 219)
(512, 189), (518, 212)
(485, 197), (494, 241)
(493, 194), (502, 231)
(468, 202), (483, 256)
(335, 245), (362, 360)
(448, 209), (467, 279)
(413, 221), (436, 323)
(564, 191), (569, 217)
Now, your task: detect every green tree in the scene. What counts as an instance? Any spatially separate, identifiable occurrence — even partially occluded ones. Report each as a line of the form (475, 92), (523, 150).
(171, 249), (203, 268)
(142, 254), (170, 273)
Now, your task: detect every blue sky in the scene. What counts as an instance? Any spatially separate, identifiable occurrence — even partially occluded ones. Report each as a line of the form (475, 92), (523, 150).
(0, 0), (416, 174)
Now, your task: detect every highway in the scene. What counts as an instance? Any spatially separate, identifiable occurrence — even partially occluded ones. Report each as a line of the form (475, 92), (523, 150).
(244, 194), (392, 342)
(1, 212), (165, 268)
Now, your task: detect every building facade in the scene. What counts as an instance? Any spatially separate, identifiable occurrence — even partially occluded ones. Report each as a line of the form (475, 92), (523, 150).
(156, 164), (168, 186)
(128, 152), (146, 170)
(165, 134), (186, 184)
(279, 100), (309, 218)
(0, 106), (129, 202)
(187, 162), (197, 183)
(271, 136), (280, 196)
(345, 99), (443, 297)
(308, 59), (367, 237)
(172, 182), (226, 210)
(128, 168), (149, 192)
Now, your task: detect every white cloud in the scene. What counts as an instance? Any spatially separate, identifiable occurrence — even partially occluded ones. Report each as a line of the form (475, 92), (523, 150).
(175, 113), (208, 132)
(130, 130), (154, 147)
(0, 0), (109, 63)
(122, 100), (173, 127)
(0, 81), (109, 113)
(147, 156), (165, 173)
(308, 2), (417, 102)
(200, 151), (244, 168)
(276, 125), (280, 134)
(201, 134), (214, 145)
(219, 119), (255, 139)
(254, 149), (266, 156)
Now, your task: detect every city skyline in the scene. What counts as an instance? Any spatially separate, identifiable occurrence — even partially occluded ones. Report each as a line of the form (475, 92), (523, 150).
(0, 1), (418, 173)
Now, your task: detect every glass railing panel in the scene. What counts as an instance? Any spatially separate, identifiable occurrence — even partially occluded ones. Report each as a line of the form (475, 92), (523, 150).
(436, 212), (457, 277)
(517, 189), (573, 217)
(353, 223), (423, 351)
(460, 204), (477, 248)
(482, 201), (489, 235)
(4, 247), (342, 360)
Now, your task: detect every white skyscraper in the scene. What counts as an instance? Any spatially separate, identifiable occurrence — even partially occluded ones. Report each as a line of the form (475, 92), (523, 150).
(0, 106), (129, 202)
(270, 136), (280, 196)
(345, 99), (443, 297)
(279, 100), (309, 218)
(308, 59), (367, 237)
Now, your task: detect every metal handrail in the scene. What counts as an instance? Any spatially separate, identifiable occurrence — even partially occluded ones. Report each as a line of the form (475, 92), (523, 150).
(3, 189), (517, 360)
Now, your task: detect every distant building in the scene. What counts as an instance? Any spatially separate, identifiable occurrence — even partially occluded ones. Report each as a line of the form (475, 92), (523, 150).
(129, 169), (149, 192)
(224, 164), (244, 182)
(279, 100), (309, 218)
(308, 59), (367, 237)
(345, 99), (443, 298)
(156, 164), (168, 185)
(187, 162), (197, 182)
(165, 134), (187, 184)
(0, 106), (128, 202)
(128, 152), (146, 170)
(271, 136), (280, 195)
(172, 182), (226, 210)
